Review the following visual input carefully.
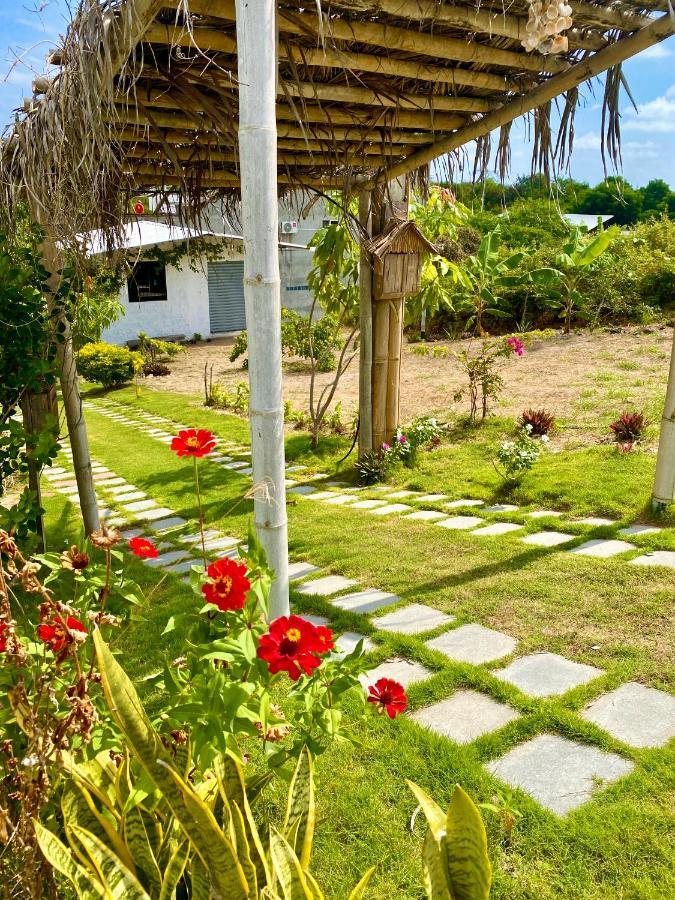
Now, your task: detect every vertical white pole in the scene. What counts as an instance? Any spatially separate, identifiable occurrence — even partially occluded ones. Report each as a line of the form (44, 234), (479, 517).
(235, 0), (289, 616)
(358, 191), (373, 457)
(652, 327), (675, 510)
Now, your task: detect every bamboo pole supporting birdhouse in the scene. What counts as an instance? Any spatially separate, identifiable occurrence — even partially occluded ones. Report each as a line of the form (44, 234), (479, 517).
(358, 192), (374, 458)
(234, 0), (289, 617)
(652, 327), (675, 510)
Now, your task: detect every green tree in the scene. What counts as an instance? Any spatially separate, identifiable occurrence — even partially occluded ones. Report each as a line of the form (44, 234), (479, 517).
(573, 176), (643, 226)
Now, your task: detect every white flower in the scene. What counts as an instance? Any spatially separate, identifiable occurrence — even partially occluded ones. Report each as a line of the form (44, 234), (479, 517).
(540, 434), (550, 444)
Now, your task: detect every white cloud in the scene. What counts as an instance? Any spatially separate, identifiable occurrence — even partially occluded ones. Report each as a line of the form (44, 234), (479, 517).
(572, 131), (601, 151)
(637, 43), (673, 60)
(623, 84), (675, 133)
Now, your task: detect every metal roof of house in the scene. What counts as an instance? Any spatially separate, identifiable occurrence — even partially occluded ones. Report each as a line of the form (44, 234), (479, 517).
(563, 213), (615, 230)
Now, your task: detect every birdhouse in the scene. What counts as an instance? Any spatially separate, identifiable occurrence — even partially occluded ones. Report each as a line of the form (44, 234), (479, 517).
(366, 217), (437, 300)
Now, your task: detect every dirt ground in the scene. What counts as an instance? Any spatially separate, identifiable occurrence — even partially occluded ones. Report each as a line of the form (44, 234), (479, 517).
(148, 325), (674, 444)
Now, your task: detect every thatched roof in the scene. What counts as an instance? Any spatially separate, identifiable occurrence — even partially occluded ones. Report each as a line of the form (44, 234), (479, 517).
(1, 0), (673, 248)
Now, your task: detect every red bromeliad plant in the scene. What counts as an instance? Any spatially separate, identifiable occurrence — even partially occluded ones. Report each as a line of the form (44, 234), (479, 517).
(155, 525), (406, 774)
(170, 427), (217, 564)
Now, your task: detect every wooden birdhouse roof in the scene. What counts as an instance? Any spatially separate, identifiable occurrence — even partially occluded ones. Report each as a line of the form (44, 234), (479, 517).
(366, 217), (438, 260)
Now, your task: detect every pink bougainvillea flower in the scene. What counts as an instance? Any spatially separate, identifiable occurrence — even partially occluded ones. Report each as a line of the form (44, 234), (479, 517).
(506, 336), (524, 357)
(129, 536), (159, 559)
(366, 678), (408, 719)
(382, 442), (391, 452)
(171, 428), (217, 458)
(37, 615), (87, 653)
(397, 434), (408, 444)
(202, 557), (251, 612)
(257, 615), (329, 680)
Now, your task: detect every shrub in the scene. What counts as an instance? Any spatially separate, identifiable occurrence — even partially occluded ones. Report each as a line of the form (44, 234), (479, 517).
(206, 381), (250, 414)
(454, 337), (524, 424)
(355, 449), (392, 484)
(519, 408), (555, 436)
(77, 341), (143, 387)
(494, 426), (542, 482)
(142, 361), (171, 376)
(609, 411), (648, 443)
(229, 310), (341, 372)
(137, 331), (184, 362)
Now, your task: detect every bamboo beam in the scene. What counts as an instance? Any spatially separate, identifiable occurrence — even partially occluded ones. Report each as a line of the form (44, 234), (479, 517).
(108, 0), (168, 76)
(181, 0), (566, 73)
(567, 1), (651, 29)
(281, 81), (496, 113)
(123, 144), (382, 167)
(361, 12), (675, 189)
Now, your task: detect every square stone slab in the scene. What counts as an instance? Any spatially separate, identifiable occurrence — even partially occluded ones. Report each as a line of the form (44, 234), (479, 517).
(412, 690), (520, 744)
(166, 558), (203, 574)
(301, 614), (331, 627)
(351, 499), (389, 509)
(483, 503), (519, 513)
(305, 491), (340, 502)
(359, 657), (432, 689)
(527, 510), (562, 518)
(436, 515), (483, 530)
(618, 524), (662, 537)
(569, 539), (636, 559)
(296, 575), (359, 597)
(334, 631), (375, 658)
(387, 490), (419, 499)
(203, 536), (241, 552)
(323, 493), (360, 505)
(123, 499), (157, 513)
(287, 485), (317, 495)
(179, 529), (220, 544)
(286, 465), (307, 472)
(225, 461), (249, 470)
(405, 509), (448, 522)
(416, 494), (447, 503)
(120, 528), (145, 540)
(331, 589), (399, 614)
(581, 682), (675, 748)
(374, 603), (455, 635)
(134, 507), (175, 522)
(493, 653), (602, 697)
(94, 477), (127, 487)
(109, 488), (146, 501)
(288, 561), (320, 580)
(144, 549), (190, 568)
(521, 531), (575, 547)
(148, 516), (188, 532)
(472, 522), (523, 537)
(426, 624), (517, 664)
(370, 503), (412, 515)
(630, 550), (675, 570)
(445, 499), (484, 509)
(486, 734), (634, 816)
(576, 517), (615, 527)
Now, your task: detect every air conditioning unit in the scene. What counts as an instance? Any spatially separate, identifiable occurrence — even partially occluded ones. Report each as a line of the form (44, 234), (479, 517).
(280, 220), (298, 234)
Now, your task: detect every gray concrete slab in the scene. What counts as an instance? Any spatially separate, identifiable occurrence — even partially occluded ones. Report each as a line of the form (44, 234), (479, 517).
(148, 516), (188, 532)
(630, 550), (675, 570)
(288, 561), (320, 580)
(483, 504), (519, 513)
(122, 499), (158, 513)
(415, 494), (448, 503)
(581, 682), (675, 748)
(350, 499), (389, 509)
(472, 523), (523, 537)
(133, 507), (175, 522)
(411, 690), (520, 744)
(359, 657), (432, 689)
(576, 517), (615, 527)
(426, 624), (517, 664)
(370, 503), (413, 516)
(405, 509), (449, 522)
(334, 631), (375, 658)
(373, 603), (455, 635)
(323, 494), (360, 505)
(331, 589), (399, 614)
(486, 734), (634, 815)
(521, 531), (575, 547)
(436, 515), (483, 530)
(569, 539), (636, 559)
(493, 653), (603, 697)
(287, 485), (317, 495)
(618, 524), (662, 537)
(444, 499), (485, 509)
(295, 575), (359, 597)
(526, 510), (563, 518)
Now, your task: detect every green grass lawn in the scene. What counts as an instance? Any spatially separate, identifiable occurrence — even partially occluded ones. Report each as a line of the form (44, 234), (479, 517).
(43, 384), (675, 899)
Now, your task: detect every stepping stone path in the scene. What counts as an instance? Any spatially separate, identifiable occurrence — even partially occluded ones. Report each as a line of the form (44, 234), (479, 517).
(493, 652), (602, 697)
(521, 531), (574, 547)
(331, 589), (398, 614)
(334, 631), (374, 658)
(405, 509), (448, 521)
(373, 603), (455, 635)
(296, 575), (358, 596)
(570, 539), (636, 559)
(630, 550), (675, 570)
(486, 734), (634, 816)
(412, 690), (520, 745)
(436, 515), (483, 530)
(426, 624), (517, 665)
(581, 682), (675, 748)
(472, 522), (522, 537)
(359, 657), (432, 689)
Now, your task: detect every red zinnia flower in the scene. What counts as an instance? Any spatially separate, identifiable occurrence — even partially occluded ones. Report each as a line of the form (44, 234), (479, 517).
(201, 557), (251, 612)
(367, 678), (408, 719)
(0, 621), (7, 653)
(171, 428), (217, 458)
(129, 536), (159, 559)
(37, 615), (87, 653)
(257, 615), (328, 681)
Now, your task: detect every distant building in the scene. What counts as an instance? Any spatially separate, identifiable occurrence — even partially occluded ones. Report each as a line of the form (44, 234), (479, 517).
(562, 213), (614, 231)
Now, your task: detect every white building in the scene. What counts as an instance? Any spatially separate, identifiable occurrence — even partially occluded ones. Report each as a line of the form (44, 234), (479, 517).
(94, 195), (334, 346)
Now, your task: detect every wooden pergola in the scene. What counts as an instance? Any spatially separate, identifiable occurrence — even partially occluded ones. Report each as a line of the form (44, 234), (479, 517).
(2, 0), (674, 615)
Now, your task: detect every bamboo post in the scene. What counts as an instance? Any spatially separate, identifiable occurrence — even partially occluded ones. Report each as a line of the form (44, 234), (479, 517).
(358, 191), (373, 456)
(372, 298), (390, 450)
(38, 228), (100, 536)
(652, 326), (675, 510)
(386, 297), (404, 440)
(235, 0), (289, 617)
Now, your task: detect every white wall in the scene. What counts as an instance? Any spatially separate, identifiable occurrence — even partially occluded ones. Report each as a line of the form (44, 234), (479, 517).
(102, 244), (242, 345)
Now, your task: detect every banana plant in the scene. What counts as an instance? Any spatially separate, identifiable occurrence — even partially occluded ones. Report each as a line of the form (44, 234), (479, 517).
(34, 630), (492, 898)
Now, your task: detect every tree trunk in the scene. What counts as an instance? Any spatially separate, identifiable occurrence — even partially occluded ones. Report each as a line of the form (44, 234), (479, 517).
(652, 326), (675, 510)
(19, 387), (57, 550)
(358, 191), (373, 457)
(39, 229), (100, 536)
(235, 0), (289, 617)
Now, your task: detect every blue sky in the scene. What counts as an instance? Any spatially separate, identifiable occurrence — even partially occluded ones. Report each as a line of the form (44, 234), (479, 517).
(1, 1), (674, 188)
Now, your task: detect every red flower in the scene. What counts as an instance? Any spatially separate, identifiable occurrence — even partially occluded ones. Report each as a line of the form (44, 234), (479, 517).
(367, 678), (408, 719)
(0, 621), (7, 653)
(202, 557), (251, 612)
(257, 615), (329, 680)
(171, 429), (217, 458)
(134, 200), (145, 215)
(129, 536), (159, 559)
(37, 615), (87, 653)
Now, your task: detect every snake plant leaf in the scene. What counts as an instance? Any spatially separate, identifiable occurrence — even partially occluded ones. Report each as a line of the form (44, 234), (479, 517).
(93, 630), (249, 900)
(347, 866), (376, 899)
(442, 785), (492, 900)
(189, 855), (211, 900)
(69, 825), (150, 900)
(62, 782), (135, 875)
(230, 801), (258, 896)
(124, 806), (163, 896)
(269, 827), (314, 900)
(406, 780), (446, 840)
(158, 840), (191, 900)
(304, 868), (326, 900)
(62, 751), (119, 815)
(33, 819), (105, 899)
(283, 747), (315, 870)
(421, 828), (452, 900)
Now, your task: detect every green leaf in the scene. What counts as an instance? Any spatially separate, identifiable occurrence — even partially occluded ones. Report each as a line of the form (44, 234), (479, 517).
(33, 820), (105, 899)
(422, 828), (452, 900)
(124, 806), (163, 896)
(70, 825), (150, 900)
(347, 866), (376, 899)
(269, 828), (314, 899)
(283, 748), (315, 870)
(406, 780), (446, 840)
(442, 785), (492, 900)
(159, 841), (191, 900)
